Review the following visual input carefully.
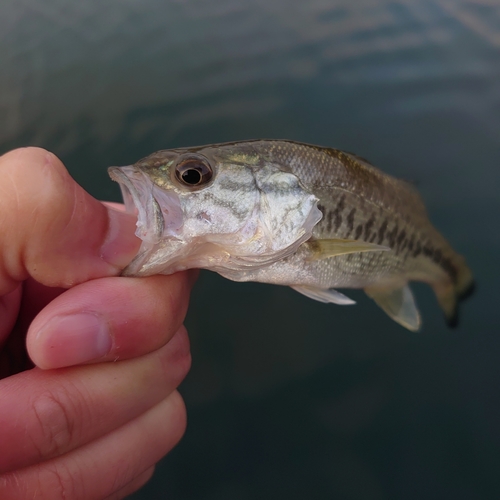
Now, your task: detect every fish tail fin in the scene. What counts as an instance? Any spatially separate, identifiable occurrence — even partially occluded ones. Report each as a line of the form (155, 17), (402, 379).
(456, 258), (475, 299)
(432, 256), (474, 328)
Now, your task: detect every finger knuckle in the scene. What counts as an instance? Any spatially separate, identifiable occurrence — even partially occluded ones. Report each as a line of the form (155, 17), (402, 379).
(0, 460), (81, 500)
(37, 459), (82, 500)
(29, 385), (88, 461)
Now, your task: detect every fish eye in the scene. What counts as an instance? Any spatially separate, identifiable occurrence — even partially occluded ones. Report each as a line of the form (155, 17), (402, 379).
(174, 157), (213, 188)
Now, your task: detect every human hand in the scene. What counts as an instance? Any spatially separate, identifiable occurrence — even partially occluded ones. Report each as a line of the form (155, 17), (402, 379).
(0, 148), (196, 499)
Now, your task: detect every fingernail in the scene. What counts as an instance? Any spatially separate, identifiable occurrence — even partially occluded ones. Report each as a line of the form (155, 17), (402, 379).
(34, 313), (112, 369)
(100, 207), (141, 270)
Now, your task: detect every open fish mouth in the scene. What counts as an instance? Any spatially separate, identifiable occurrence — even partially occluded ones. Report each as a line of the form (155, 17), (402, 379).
(107, 167), (138, 213)
(108, 166), (184, 274)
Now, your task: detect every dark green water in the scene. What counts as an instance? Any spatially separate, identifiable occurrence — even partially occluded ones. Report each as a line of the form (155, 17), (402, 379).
(1, 1), (499, 498)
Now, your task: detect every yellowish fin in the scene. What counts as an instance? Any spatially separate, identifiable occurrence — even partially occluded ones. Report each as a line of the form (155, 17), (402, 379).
(365, 284), (421, 331)
(306, 239), (390, 261)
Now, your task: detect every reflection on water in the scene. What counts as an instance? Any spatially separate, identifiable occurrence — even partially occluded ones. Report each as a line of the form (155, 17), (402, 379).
(1, 0), (499, 498)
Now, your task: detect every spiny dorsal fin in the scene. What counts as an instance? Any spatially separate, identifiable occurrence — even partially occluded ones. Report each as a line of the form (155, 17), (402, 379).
(306, 239), (390, 261)
(365, 284), (421, 331)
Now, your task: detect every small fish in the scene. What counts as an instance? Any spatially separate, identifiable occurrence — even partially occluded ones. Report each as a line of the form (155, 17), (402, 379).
(109, 140), (473, 331)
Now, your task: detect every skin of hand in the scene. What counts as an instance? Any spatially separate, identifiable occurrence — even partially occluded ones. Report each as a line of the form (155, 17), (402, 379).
(0, 148), (197, 499)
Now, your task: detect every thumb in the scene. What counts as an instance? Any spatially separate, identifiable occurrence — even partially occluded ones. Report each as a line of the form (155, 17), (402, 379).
(0, 147), (140, 295)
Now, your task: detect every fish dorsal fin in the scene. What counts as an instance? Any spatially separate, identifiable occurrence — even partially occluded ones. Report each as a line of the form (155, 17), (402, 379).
(306, 239), (390, 261)
(291, 285), (356, 305)
(365, 284), (421, 331)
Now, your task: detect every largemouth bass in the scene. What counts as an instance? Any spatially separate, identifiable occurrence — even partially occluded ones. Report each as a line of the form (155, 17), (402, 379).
(109, 140), (473, 331)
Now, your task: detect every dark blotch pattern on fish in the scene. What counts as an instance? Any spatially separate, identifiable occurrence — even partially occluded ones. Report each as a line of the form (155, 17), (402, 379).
(346, 208), (356, 238)
(441, 257), (458, 283)
(303, 163), (459, 287)
(372, 218), (460, 283)
(413, 241), (422, 258)
(408, 234), (415, 252)
(387, 224), (399, 248)
(377, 219), (388, 245)
(408, 239), (458, 283)
(396, 229), (406, 247)
(331, 194), (346, 232)
(395, 229), (407, 254)
(322, 195), (346, 233)
(364, 213), (375, 241)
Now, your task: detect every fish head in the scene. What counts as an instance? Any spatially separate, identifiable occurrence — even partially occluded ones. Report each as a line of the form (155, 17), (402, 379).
(109, 143), (322, 277)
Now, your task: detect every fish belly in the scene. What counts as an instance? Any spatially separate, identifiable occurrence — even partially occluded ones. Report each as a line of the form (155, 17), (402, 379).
(216, 244), (407, 290)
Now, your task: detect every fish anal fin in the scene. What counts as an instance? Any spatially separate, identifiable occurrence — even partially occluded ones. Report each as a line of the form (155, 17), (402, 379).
(365, 284), (421, 331)
(307, 239), (390, 261)
(291, 285), (356, 305)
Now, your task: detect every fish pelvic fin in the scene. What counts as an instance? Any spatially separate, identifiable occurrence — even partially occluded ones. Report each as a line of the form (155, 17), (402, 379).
(365, 284), (421, 331)
(291, 285), (356, 305)
(306, 238), (390, 261)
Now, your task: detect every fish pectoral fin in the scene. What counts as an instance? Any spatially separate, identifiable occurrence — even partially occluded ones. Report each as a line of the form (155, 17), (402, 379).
(291, 285), (356, 305)
(306, 239), (390, 261)
(365, 284), (421, 331)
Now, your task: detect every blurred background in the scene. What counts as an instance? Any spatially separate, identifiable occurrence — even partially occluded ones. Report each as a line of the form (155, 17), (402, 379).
(1, 0), (499, 498)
